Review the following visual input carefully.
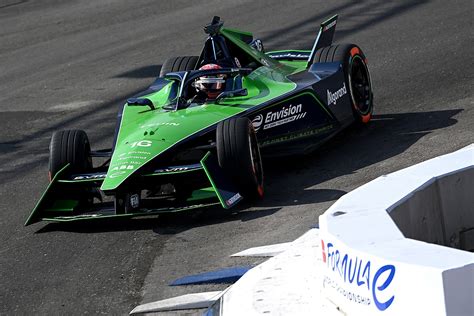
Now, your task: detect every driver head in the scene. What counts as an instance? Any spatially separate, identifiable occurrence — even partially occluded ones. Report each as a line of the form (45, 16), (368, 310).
(194, 64), (226, 99)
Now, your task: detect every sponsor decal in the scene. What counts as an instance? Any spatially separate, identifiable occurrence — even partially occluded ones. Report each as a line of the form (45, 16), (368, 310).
(250, 39), (264, 52)
(140, 122), (179, 128)
(327, 83), (347, 106)
(323, 277), (372, 306)
(72, 173), (107, 180)
(124, 160), (145, 165)
(130, 151), (151, 155)
(130, 140), (152, 148)
(226, 193), (242, 206)
(321, 240), (396, 311)
(130, 194), (140, 208)
(265, 103), (304, 128)
(108, 171), (127, 179)
(252, 114), (263, 131)
(260, 58), (270, 67)
(269, 52), (310, 59)
(323, 20), (337, 31)
(253, 103), (307, 132)
(110, 165), (134, 172)
(72, 173), (106, 180)
(234, 57), (242, 68)
(116, 151), (151, 163)
(119, 151), (151, 157)
(112, 151), (153, 172)
(261, 124), (333, 146)
(118, 156), (147, 161)
(321, 239), (327, 263)
(153, 164), (201, 174)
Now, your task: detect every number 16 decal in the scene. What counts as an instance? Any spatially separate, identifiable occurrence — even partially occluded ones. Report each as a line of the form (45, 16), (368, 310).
(130, 140), (152, 148)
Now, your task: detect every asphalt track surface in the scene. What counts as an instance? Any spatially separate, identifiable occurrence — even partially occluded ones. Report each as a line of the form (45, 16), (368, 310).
(0, 0), (473, 314)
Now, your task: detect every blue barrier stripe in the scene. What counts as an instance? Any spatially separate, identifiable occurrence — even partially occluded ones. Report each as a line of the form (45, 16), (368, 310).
(170, 266), (252, 286)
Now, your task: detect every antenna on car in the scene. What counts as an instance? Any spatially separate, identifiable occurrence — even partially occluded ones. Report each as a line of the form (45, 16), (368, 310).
(204, 16), (223, 35)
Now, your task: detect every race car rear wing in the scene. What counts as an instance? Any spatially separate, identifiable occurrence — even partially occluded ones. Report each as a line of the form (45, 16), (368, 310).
(307, 14), (338, 68)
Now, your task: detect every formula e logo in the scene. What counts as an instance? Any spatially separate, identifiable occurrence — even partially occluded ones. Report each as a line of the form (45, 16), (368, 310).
(322, 239), (397, 311)
(252, 114), (264, 131)
(327, 83), (347, 105)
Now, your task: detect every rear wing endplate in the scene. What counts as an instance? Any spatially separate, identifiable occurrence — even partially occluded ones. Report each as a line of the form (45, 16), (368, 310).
(307, 15), (338, 68)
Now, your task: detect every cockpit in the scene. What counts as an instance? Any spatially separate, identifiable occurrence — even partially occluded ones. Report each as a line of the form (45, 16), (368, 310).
(198, 16), (265, 70)
(128, 16), (274, 111)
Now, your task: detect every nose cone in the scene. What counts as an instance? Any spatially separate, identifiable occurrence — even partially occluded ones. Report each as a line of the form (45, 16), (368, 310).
(101, 101), (247, 192)
(100, 134), (173, 192)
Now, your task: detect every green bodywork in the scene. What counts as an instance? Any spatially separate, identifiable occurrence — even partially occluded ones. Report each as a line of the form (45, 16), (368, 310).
(101, 29), (306, 192)
(25, 25), (324, 225)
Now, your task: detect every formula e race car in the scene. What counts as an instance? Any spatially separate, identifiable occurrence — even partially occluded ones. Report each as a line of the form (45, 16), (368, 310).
(26, 15), (373, 225)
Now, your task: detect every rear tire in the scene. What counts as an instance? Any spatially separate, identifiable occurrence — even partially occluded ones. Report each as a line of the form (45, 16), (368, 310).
(216, 118), (264, 200)
(49, 130), (92, 180)
(313, 43), (373, 124)
(159, 56), (199, 77)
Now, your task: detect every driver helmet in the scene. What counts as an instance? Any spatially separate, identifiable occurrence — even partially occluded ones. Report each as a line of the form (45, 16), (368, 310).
(194, 64), (226, 99)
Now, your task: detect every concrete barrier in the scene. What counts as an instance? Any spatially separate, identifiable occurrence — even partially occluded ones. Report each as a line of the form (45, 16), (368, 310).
(389, 167), (474, 251)
(131, 145), (474, 315)
(319, 144), (473, 315)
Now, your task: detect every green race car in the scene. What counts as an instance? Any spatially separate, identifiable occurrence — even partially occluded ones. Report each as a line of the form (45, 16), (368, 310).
(26, 15), (373, 225)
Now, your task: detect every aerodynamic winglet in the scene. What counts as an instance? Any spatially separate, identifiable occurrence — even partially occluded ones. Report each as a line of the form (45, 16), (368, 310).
(129, 291), (224, 315)
(307, 14), (339, 68)
(200, 152), (243, 209)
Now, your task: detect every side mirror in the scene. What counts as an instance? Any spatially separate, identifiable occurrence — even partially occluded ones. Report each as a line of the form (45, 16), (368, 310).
(127, 98), (155, 110)
(215, 88), (248, 104)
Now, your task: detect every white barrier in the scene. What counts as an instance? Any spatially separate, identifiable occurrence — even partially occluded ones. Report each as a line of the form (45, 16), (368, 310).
(319, 144), (473, 315)
(131, 145), (474, 315)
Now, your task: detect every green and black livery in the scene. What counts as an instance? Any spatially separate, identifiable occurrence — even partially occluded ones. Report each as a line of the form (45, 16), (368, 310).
(26, 15), (373, 225)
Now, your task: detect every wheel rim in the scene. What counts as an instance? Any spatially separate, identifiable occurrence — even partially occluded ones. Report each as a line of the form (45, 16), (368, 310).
(349, 55), (372, 115)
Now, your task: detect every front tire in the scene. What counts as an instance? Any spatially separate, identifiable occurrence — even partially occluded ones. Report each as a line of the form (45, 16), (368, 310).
(313, 43), (373, 124)
(49, 129), (92, 180)
(216, 118), (264, 200)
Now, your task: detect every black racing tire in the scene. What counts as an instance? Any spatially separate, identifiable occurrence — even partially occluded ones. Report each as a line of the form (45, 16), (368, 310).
(313, 43), (373, 124)
(159, 56), (199, 77)
(216, 117), (264, 200)
(49, 129), (92, 180)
